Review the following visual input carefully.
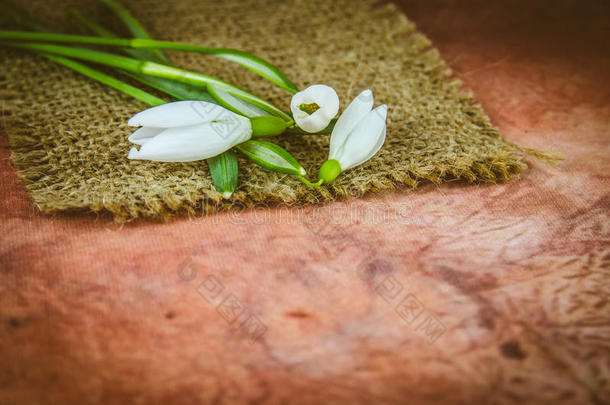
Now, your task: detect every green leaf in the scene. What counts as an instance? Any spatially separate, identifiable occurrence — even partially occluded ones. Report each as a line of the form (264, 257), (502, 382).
(122, 71), (217, 103)
(99, 0), (170, 64)
(44, 53), (166, 106)
(236, 140), (305, 176)
(203, 48), (297, 94)
(68, 9), (220, 105)
(208, 151), (238, 198)
(1, 2), (167, 107)
(2, 40), (290, 120)
(0, 29), (297, 94)
(68, 8), (153, 61)
(207, 84), (269, 118)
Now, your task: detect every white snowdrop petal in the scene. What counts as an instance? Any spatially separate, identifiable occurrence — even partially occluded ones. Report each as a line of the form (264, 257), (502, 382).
(304, 84), (339, 119)
(128, 120), (251, 162)
(343, 127), (386, 171)
(127, 147), (141, 159)
(295, 110), (335, 133)
(128, 126), (163, 145)
(291, 107), (310, 121)
(290, 91), (308, 115)
(329, 89), (374, 159)
(336, 104), (387, 170)
(127, 101), (236, 128)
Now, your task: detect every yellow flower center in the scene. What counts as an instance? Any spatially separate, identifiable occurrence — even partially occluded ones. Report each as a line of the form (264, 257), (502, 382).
(298, 102), (321, 115)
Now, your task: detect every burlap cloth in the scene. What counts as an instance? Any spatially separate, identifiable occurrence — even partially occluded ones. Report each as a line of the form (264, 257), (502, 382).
(0, 0), (548, 220)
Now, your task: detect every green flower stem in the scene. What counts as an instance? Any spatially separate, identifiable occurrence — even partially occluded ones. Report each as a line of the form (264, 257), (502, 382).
(2, 40), (292, 121)
(98, 0), (170, 65)
(284, 118), (337, 135)
(1, 2), (166, 106)
(0, 30), (298, 94)
(68, 9), (220, 104)
(6, 3), (197, 104)
(4, 3), (204, 102)
(297, 176), (324, 188)
(41, 53), (167, 106)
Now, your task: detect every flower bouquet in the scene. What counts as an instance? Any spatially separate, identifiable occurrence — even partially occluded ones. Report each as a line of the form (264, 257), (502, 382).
(0, 0), (387, 198)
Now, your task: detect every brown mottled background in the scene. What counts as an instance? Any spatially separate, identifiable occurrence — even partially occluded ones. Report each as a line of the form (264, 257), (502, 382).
(1, 0), (609, 404)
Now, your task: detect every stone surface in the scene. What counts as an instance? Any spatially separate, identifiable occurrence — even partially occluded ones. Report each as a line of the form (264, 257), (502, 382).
(0, 0), (608, 404)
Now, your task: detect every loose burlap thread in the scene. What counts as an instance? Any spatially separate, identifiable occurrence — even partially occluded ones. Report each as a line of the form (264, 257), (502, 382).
(0, 0), (549, 220)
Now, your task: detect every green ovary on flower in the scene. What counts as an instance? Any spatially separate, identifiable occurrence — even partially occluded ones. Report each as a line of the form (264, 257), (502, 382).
(250, 115), (288, 138)
(318, 159), (342, 184)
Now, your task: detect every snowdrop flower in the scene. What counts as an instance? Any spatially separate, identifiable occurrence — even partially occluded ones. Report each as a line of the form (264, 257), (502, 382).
(318, 89), (387, 183)
(127, 101), (252, 162)
(290, 84), (339, 133)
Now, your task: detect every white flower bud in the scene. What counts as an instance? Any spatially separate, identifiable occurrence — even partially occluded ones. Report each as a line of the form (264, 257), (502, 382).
(290, 84), (339, 133)
(126, 101), (252, 162)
